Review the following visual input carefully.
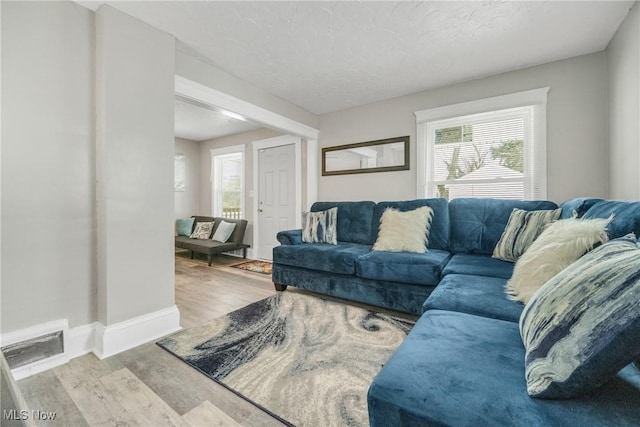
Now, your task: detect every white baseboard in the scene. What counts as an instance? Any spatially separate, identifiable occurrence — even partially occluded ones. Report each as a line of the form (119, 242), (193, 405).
(68, 322), (98, 359)
(94, 305), (181, 359)
(1, 305), (181, 380)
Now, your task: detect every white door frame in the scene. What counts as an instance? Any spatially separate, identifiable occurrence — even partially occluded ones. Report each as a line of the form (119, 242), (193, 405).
(175, 76), (319, 258)
(253, 136), (302, 260)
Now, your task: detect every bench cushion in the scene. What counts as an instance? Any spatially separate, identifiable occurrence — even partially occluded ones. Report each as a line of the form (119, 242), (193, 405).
(368, 310), (640, 427)
(356, 249), (451, 286)
(273, 243), (372, 275)
(422, 274), (523, 322)
(441, 253), (514, 279)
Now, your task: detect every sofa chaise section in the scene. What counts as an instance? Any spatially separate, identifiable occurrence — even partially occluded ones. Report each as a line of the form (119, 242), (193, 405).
(368, 309), (640, 427)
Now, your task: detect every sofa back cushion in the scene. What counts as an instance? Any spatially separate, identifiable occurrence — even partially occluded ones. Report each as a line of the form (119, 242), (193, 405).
(558, 197), (603, 219)
(213, 217), (248, 245)
(582, 200), (640, 239)
(372, 199), (450, 250)
(311, 201), (376, 245)
(448, 198), (558, 254)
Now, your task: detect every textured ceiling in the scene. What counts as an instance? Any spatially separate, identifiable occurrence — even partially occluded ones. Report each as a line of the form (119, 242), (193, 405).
(174, 97), (260, 141)
(85, 1), (633, 115)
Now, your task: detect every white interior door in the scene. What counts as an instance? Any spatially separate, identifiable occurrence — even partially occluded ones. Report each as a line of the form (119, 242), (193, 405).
(257, 144), (296, 260)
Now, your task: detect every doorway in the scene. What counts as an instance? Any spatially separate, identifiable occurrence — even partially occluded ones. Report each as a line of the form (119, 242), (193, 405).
(257, 144), (296, 260)
(253, 135), (301, 260)
(175, 76), (318, 260)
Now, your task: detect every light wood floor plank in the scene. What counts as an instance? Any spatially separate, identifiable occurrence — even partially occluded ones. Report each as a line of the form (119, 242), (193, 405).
(182, 401), (241, 427)
(100, 368), (187, 427)
(17, 254), (285, 427)
(18, 370), (90, 427)
(53, 357), (134, 427)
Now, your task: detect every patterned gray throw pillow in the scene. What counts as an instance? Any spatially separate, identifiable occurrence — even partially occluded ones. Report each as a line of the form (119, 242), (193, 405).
(493, 208), (561, 262)
(190, 221), (214, 239)
(302, 208), (337, 244)
(519, 234), (640, 398)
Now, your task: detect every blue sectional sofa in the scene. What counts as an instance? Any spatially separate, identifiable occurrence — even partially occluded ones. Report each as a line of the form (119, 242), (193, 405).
(272, 197), (640, 426)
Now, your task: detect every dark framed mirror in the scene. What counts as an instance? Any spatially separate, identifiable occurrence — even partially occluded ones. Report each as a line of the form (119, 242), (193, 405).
(322, 136), (410, 176)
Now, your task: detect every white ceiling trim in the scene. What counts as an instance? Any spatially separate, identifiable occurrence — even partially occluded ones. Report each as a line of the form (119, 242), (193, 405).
(175, 75), (319, 140)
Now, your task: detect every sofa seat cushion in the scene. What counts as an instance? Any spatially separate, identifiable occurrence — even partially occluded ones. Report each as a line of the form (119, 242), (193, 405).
(441, 253), (514, 279)
(181, 238), (245, 254)
(422, 274), (523, 322)
(273, 243), (372, 275)
(175, 235), (190, 248)
(356, 249), (452, 286)
(368, 310), (640, 427)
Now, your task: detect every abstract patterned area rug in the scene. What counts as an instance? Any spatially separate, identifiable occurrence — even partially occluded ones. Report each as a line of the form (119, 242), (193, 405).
(157, 292), (414, 426)
(231, 260), (273, 275)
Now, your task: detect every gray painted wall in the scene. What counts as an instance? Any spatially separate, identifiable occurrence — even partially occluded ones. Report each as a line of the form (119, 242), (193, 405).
(1, 1), (96, 333)
(174, 138), (201, 219)
(608, 2), (640, 200)
(96, 5), (176, 325)
(318, 52), (609, 204)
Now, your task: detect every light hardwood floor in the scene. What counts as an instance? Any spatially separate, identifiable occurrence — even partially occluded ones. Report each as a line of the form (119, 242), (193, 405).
(16, 251), (286, 427)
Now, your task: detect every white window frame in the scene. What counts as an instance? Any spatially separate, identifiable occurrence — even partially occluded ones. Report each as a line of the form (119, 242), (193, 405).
(415, 87), (549, 200)
(210, 145), (245, 218)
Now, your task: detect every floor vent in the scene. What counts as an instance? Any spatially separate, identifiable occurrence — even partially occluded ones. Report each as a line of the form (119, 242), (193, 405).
(1, 331), (64, 370)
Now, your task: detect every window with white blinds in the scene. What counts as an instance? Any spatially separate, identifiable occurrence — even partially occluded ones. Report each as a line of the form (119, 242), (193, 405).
(415, 88), (548, 201)
(211, 145), (245, 219)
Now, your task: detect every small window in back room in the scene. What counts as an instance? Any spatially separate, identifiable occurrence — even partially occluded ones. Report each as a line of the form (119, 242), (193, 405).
(213, 152), (243, 219)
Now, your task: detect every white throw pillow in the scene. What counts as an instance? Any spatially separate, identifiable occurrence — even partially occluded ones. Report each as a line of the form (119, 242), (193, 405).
(505, 217), (610, 304)
(212, 220), (236, 243)
(373, 206), (433, 253)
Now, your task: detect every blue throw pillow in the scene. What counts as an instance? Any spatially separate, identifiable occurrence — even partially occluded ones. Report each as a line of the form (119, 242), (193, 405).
(519, 234), (640, 398)
(176, 218), (195, 236)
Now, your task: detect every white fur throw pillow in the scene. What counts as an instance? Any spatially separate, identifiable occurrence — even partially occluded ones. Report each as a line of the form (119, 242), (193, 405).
(373, 206), (433, 253)
(506, 217), (610, 304)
